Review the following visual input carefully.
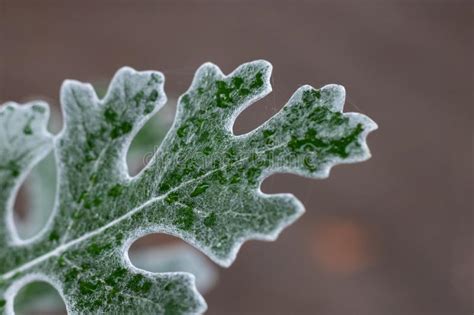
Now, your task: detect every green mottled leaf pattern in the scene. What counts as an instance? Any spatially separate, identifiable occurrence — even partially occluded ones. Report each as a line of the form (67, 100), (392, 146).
(0, 60), (376, 314)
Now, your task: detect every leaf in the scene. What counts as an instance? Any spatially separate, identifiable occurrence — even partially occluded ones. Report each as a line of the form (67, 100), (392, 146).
(0, 60), (377, 314)
(15, 244), (217, 314)
(13, 107), (216, 313)
(130, 244), (217, 294)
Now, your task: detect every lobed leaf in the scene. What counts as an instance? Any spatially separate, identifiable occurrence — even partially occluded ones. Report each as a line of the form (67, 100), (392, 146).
(0, 60), (376, 314)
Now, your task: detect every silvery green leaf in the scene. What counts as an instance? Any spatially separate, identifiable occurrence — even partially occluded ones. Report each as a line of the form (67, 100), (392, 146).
(14, 105), (214, 313)
(15, 244), (216, 314)
(130, 245), (217, 294)
(0, 60), (376, 314)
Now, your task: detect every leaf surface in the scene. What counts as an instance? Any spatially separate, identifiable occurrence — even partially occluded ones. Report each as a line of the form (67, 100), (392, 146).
(0, 60), (376, 314)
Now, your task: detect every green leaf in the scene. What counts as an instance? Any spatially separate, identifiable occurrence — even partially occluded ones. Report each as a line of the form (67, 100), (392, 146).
(130, 245), (217, 295)
(0, 60), (377, 314)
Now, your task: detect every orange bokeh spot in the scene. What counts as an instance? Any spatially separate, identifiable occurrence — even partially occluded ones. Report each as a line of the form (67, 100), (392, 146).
(310, 218), (376, 274)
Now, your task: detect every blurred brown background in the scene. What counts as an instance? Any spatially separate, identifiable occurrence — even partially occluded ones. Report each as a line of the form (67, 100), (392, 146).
(1, 0), (472, 314)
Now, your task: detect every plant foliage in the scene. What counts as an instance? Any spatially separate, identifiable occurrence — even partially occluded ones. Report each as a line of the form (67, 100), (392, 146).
(0, 60), (376, 314)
